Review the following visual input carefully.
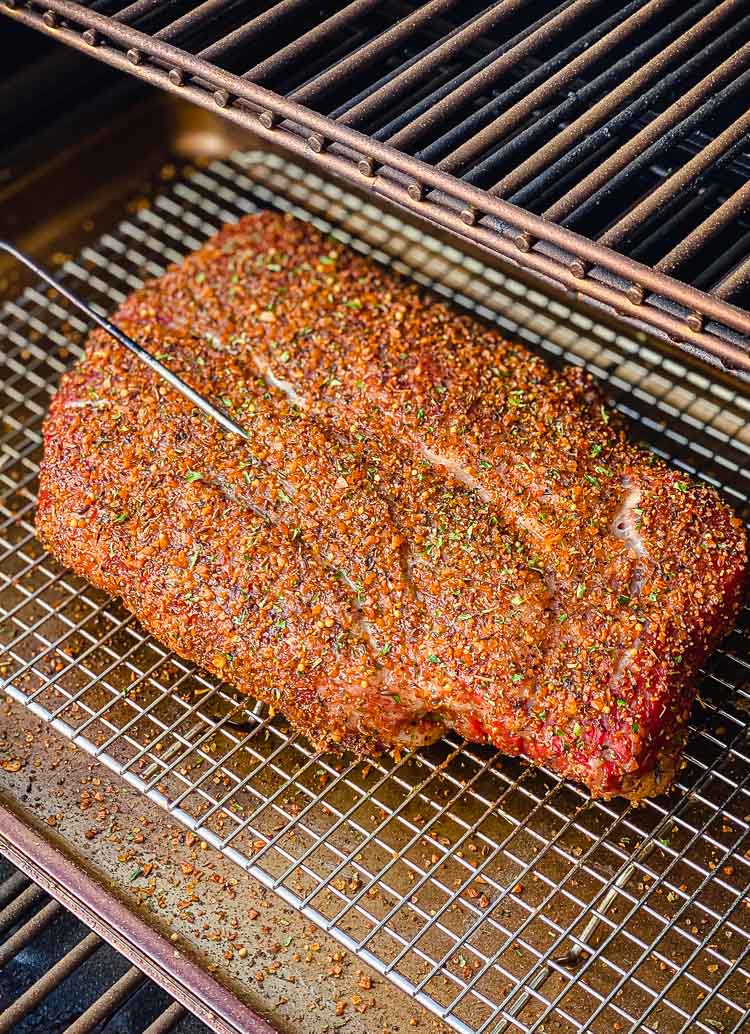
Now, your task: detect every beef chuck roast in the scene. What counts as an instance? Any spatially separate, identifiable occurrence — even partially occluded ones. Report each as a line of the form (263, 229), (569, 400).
(36, 212), (748, 799)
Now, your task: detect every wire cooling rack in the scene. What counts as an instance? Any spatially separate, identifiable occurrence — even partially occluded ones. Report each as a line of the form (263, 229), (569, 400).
(1, 153), (749, 1034)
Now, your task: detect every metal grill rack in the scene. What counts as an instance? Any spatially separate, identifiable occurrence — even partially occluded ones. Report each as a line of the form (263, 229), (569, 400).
(1, 153), (750, 1034)
(0, 858), (209, 1033)
(5, 0), (750, 377)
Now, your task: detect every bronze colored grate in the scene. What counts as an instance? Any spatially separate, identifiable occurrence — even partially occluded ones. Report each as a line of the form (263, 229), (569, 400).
(4, 0), (750, 376)
(0, 858), (212, 1033)
(1, 153), (749, 1034)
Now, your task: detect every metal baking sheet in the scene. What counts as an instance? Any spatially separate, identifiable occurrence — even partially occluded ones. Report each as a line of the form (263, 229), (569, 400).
(1, 150), (749, 1034)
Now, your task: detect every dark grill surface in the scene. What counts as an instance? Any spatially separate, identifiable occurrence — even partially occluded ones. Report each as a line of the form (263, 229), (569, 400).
(0, 857), (209, 1034)
(5, 0), (750, 374)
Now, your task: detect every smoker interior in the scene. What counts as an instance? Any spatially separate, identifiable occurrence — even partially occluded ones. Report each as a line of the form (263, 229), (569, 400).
(0, 858), (209, 1034)
(1, 92), (749, 1034)
(4, 0), (750, 376)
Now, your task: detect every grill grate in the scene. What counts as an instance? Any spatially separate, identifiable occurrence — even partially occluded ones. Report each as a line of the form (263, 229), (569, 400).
(1, 153), (750, 1034)
(4, 0), (750, 376)
(0, 858), (208, 1033)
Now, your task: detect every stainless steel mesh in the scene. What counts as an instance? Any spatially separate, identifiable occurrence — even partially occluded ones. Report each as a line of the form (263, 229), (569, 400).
(1, 153), (749, 1034)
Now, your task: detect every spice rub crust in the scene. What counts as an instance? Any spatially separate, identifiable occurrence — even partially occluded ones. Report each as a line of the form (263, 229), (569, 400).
(36, 212), (748, 799)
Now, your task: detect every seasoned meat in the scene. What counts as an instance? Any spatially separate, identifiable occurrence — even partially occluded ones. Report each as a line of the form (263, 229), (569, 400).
(36, 211), (748, 799)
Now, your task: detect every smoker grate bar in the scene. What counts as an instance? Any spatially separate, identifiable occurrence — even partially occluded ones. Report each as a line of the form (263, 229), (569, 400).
(2, 150), (749, 1034)
(715, 253), (750, 303)
(113, 0), (162, 23)
(0, 859), (204, 1033)
(152, 0), (247, 46)
(286, 0), (463, 105)
(656, 177), (750, 276)
(395, 0), (605, 162)
(363, 0), (553, 145)
(0, 931), (101, 1034)
(5, 2), (748, 349)
(0, 899), (62, 968)
(598, 103), (750, 250)
(246, 0), (411, 90)
(6, 0), (750, 373)
(0, 880), (46, 938)
(433, 0), (663, 177)
(0, 869), (28, 909)
(67, 967), (147, 1034)
(486, 0), (735, 201)
(146, 1005), (191, 1034)
(198, 0), (316, 64)
(336, 0), (525, 130)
